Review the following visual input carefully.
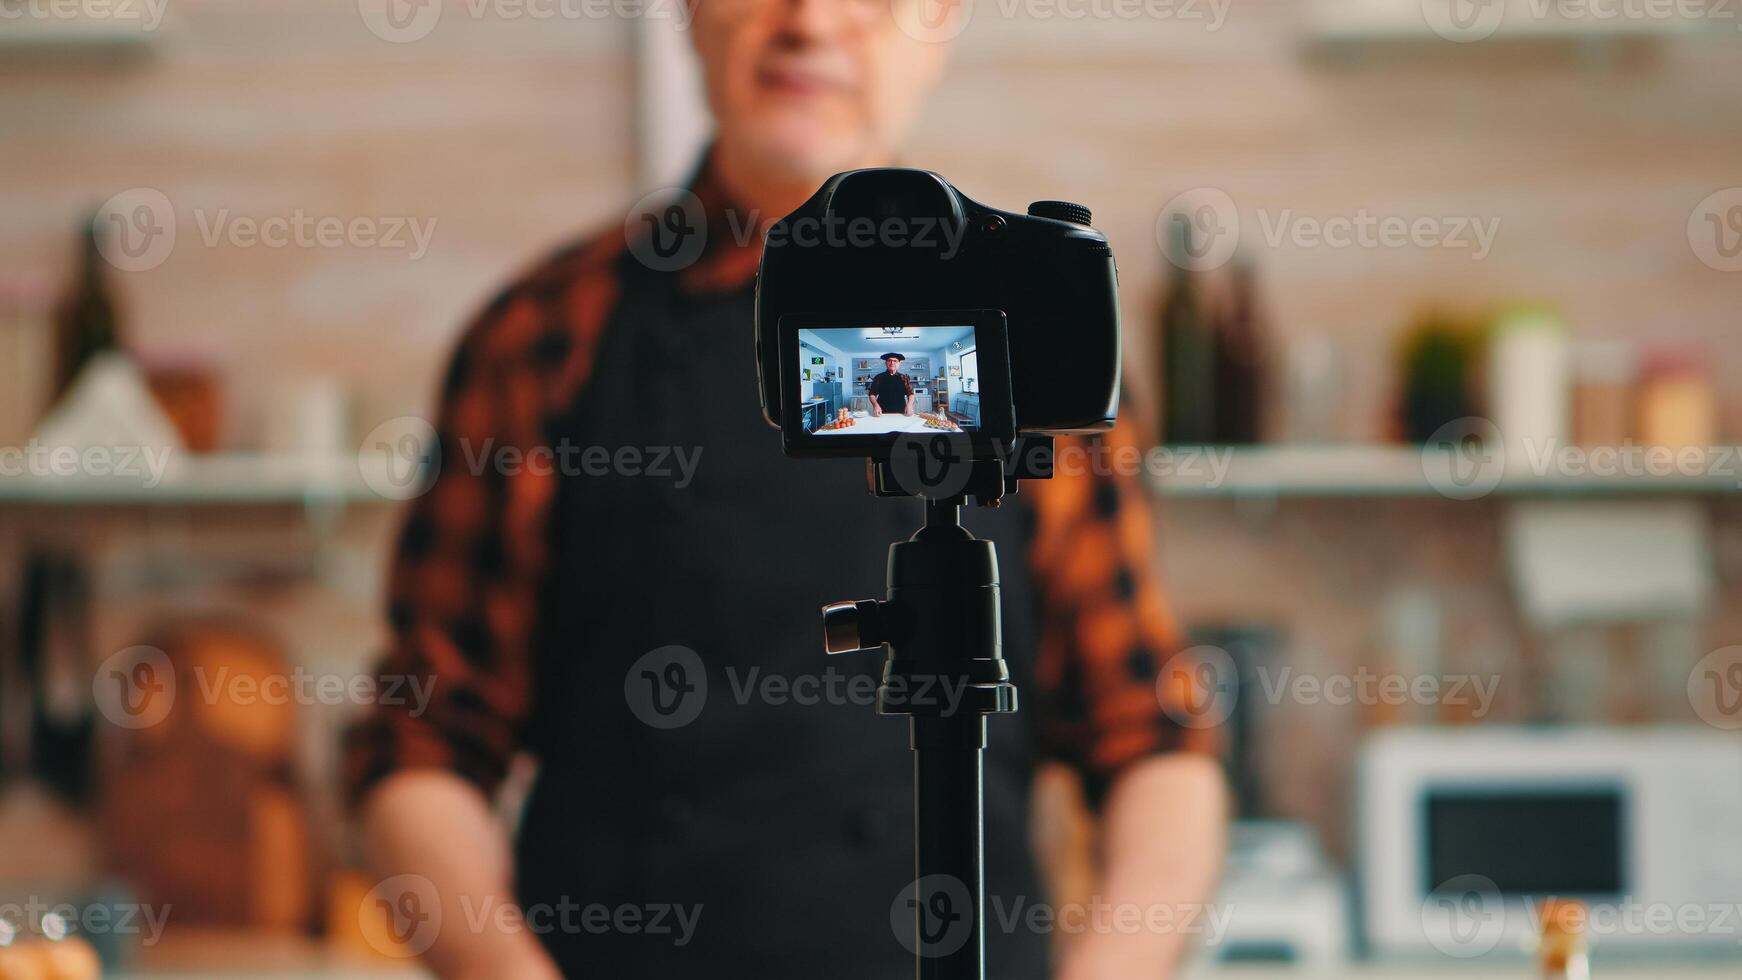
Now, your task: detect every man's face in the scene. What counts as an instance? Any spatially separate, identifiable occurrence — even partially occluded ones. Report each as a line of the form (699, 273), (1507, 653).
(884, 357), (901, 373)
(690, 0), (958, 183)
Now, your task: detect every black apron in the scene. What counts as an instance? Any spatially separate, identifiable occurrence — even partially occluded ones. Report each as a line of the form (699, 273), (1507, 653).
(516, 255), (1052, 979)
(868, 372), (911, 414)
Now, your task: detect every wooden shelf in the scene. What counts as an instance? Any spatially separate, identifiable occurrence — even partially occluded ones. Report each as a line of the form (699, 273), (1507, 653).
(1151, 445), (1742, 499)
(1302, 0), (1733, 51)
(0, 23), (162, 53)
(0, 453), (403, 507)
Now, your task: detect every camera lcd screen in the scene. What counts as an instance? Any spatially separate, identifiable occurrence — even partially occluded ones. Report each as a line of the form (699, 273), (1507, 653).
(796, 324), (985, 436)
(777, 310), (1014, 459)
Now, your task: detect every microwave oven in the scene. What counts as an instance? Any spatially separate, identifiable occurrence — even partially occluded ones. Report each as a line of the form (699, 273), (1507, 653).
(1357, 726), (1742, 959)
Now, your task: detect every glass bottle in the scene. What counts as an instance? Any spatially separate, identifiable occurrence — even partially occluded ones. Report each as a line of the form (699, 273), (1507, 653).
(1538, 899), (1590, 980)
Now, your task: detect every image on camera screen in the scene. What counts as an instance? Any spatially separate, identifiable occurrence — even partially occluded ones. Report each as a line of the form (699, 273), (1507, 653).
(796, 325), (983, 435)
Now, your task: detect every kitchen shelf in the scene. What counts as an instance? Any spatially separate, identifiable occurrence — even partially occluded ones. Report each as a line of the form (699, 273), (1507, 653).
(4, 446), (1733, 504)
(1302, 0), (1733, 52)
(0, 453), (402, 507)
(0, 23), (162, 53)
(1151, 445), (1742, 499)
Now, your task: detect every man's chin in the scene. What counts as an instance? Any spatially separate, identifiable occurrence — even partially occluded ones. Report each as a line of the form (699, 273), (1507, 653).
(736, 124), (878, 185)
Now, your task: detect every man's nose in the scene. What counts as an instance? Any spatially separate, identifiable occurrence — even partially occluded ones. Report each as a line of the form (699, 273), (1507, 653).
(777, 0), (871, 38)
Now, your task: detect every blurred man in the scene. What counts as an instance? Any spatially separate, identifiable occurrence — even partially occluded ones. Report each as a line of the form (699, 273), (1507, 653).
(345, 0), (1226, 977)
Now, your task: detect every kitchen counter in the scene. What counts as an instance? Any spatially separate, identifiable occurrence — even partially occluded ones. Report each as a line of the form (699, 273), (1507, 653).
(95, 929), (427, 979)
(105, 930), (1738, 979)
(818, 413), (957, 435)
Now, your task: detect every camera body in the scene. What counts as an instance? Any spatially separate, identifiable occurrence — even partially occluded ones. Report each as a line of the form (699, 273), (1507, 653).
(755, 168), (1121, 461)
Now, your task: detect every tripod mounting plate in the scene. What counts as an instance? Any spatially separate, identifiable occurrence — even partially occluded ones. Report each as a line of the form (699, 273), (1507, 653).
(868, 435), (1054, 507)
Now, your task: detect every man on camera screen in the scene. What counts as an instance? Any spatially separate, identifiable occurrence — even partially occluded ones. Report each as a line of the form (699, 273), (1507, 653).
(867, 353), (914, 417)
(345, 2), (1228, 978)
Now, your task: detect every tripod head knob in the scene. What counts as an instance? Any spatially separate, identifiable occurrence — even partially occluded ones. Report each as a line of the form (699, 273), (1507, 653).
(821, 599), (885, 654)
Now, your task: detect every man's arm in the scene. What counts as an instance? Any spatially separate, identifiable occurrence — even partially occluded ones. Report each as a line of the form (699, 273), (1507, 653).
(1057, 755), (1228, 980)
(362, 772), (560, 980)
(345, 268), (606, 978)
(1023, 424), (1229, 979)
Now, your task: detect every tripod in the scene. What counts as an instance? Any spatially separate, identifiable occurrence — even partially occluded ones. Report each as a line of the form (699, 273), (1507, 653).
(821, 443), (1050, 980)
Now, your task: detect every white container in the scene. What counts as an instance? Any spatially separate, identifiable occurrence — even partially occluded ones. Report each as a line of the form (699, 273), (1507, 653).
(1488, 307), (1570, 462)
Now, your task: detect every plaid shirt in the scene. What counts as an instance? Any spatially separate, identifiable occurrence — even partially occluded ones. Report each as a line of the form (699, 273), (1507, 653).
(344, 159), (1218, 808)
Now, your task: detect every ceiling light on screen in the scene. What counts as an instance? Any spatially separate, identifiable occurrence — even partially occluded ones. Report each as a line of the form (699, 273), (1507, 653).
(862, 328), (924, 341)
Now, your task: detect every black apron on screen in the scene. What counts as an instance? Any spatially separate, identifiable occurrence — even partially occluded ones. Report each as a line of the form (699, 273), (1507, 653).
(513, 256), (1053, 979)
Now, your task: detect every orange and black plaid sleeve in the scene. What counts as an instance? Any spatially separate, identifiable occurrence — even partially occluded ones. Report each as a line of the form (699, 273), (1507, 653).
(343, 239), (622, 805)
(1023, 420), (1221, 806)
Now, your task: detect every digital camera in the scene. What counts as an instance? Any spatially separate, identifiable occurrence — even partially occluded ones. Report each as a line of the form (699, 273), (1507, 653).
(754, 169), (1121, 462)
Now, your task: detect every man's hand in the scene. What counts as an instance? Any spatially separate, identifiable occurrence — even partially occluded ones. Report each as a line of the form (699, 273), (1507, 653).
(361, 771), (562, 980)
(1055, 754), (1228, 980)
(870, 402), (883, 417)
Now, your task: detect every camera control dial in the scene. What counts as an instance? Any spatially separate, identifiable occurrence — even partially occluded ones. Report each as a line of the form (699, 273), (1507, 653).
(1026, 200), (1093, 227)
